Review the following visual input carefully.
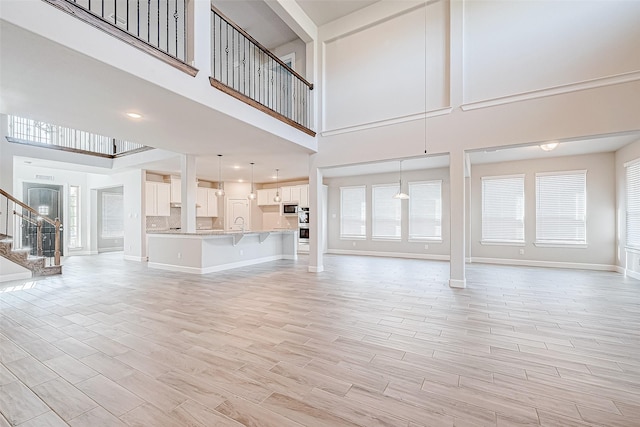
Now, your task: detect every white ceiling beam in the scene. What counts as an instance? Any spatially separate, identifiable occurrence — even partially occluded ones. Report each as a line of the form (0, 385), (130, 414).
(264, 0), (317, 43)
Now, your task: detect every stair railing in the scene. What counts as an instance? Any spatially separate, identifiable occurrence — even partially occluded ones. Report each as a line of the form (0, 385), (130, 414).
(0, 188), (61, 267)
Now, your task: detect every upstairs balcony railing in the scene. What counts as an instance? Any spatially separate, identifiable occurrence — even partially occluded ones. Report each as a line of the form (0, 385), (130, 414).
(7, 115), (150, 158)
(210, 7), (314, 135)
(44, 0), (195, 75)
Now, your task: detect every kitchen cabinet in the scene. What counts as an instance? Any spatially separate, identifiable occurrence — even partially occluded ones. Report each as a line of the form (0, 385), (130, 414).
(257, 188), (279, 206)
(197, 187), (219, 217)
(289, 186), (301, 204)
(146, 182), (170, 216)
(169, 177), (181, 203)
(281, 186), (292, 203)
(299, 185), (309, 208)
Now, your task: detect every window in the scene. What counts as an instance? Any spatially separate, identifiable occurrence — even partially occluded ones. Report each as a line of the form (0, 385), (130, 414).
(535, 171), (586, 245)
(409, 180), (442, 240)
(372, 184), (401, 240)
(101, 192), (124, 238)
(68, 185), (81, 248)
(340, 186), (366, 239)
(482, 175), (525, 243)
(627, 159), (640, 249)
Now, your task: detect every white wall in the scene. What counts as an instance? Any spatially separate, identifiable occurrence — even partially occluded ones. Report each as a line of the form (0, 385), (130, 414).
(463, 0), (640, 103)
(615, 138), (640, 278)
(272, 39), (307, 77)
(322, 0), (449, 132)
(470, 153), (616, 268)
(325, 168), (450, 259)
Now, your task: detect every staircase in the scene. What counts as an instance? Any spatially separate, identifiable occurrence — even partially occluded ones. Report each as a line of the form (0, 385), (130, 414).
(0, 234), (62, 277)
(1, 188), (62, 278)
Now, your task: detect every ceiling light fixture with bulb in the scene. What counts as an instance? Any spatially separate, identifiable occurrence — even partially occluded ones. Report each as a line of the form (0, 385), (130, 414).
(393, 160), (410, 200)
(273, 169), (281, 203)
(215, 154), (225, 197)
(248, 162), (256, 200)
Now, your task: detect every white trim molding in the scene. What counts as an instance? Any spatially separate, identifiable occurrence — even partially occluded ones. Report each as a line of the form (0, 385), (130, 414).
(449, 278), (466, 288)
(461, 70), (640, 111)
(469, 257), (617, 272)
(149, 255), (285, 274)
(308, 265), (324, 273)
(123, 255), (147, 262)
(322, 107), (452, 137)
(328, 248), (450, 261)
(626, 269), (640, 281)
(0, 272), (32, 283)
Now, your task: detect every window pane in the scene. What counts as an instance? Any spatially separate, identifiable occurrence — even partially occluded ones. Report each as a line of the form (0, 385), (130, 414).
(536, 171), (586, 244)
(482, 175), (525, 243)
(409, 181), (442, 240)
(340, 186), (366, 238)
(101, 192), (124, 238)
(627, 160), (640, 249)
(68, 185), (81, 248)
(372, 184), (401, 239)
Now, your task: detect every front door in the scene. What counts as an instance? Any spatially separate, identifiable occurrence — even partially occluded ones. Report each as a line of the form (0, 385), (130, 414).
(23, 183), (63, 257)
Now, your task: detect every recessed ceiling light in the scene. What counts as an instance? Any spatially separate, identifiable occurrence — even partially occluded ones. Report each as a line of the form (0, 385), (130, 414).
(238, 179), (244, 183)
(233, 165), (240, 169)
(126, 112), (142, 119)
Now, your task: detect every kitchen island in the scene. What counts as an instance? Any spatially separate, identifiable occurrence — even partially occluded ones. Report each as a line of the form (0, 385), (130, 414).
(147, 230), (297, 274)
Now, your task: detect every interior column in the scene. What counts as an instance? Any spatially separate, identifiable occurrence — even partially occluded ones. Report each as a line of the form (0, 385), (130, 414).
(308, 154), (324, 273)
(449, 148), (466, 288)
(181, 154), (197, 233)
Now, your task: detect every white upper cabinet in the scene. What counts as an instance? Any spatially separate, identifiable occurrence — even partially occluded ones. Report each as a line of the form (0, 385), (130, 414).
(170, 177), (181, 203)
(257, 188), (279, 206)
(196, 187), (219, 217)
(146, 181), (170, 216)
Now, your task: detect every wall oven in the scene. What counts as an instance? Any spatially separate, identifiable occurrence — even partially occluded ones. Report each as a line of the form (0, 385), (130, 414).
(298, 226), (309, 243)
(298, 207), (309, 225)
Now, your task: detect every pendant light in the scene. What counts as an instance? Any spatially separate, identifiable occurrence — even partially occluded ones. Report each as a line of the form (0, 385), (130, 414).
(248, 162), (256, 200)
(273, 169), (281, 203)
(393, 160), (410, 200)
(215, 154), (225, 197)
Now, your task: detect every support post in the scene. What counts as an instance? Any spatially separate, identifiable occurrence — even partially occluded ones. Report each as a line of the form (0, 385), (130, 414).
(181, 154), (197, 233)
(449, 149), (466, 288)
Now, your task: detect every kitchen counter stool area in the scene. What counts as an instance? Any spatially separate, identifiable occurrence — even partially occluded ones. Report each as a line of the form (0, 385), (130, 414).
(147, 231), (297, 274)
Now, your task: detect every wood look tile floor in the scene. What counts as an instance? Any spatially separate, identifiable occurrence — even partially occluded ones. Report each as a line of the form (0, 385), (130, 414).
(1, 253), (639, 426)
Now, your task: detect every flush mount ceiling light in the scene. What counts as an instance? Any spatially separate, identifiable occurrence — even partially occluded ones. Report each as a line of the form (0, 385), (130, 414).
(540, 142), (559, 152)
(393, 160), (410, 200)
(248, 162), (257, 200)
(125, 112), (142, 119)
(273, 169), (281, 203)
(215, 154), (225, 197)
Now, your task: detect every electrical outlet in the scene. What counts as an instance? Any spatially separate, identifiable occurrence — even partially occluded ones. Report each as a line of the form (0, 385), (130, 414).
(177, 252), (181, 259)
(424, 244), (429, 250)
(239, 249), (244, 255)
(352, 241), (356, 247)
(519, 249), (525, 255)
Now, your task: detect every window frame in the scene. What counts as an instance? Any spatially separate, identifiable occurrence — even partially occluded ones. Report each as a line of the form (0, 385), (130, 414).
(339, 185), (367, 240)
(371, 183), (402, 241)
(534, 170), (587, 248)
(408, 180), (442, 242)
(626, 158), (640, 251)
(481, 174), (525, 245)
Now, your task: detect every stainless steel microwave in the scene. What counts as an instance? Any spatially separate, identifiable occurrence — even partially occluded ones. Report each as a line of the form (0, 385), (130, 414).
(283, 204), (298, 215)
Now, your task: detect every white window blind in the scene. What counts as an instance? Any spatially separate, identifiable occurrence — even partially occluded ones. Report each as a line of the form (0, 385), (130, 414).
(535, 171), (586, 245)
(627, 159), (640, 249)
(340, 186), (366, 239)
(372, 184), (401, 239)
(482, 175), (525, 243)
(409, 180), (442, 240)
(68, 185), (81, 248)
(101, 192), (124, 238)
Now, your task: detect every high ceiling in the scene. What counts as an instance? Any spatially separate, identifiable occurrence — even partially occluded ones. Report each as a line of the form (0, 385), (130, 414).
(296, 0), (381, 26)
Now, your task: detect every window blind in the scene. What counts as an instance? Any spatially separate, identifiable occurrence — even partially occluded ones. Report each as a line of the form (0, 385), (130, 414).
(372, 184), (401, 239)
(627, 160), (640, 249)
(482, 175), (525, 243)
(409, 180), (442, 240)
(340, 186), (366, 238)
(535, 171), (586, 244)
(101, 192), (124, 238)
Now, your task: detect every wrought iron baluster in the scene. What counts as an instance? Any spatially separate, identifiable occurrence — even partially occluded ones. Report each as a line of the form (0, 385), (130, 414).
(157, 0), (160, 47)
(174, 0), (178, 58)
(165, 0), (169, 53)
(147, 0), (151, 43)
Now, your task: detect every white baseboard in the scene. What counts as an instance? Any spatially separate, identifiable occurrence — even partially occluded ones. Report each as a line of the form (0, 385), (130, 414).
(124, 255), (147, 262)
(308, 265), (324, 273)
(148, 255), (285, 275)
(0, 271), (32, 283)
(449, 278), (466, 288)
(615, 265), (626, 274)
(626, 269), (640, 281)
(469, 257), (617, 272)
(328, 249), (450, 261)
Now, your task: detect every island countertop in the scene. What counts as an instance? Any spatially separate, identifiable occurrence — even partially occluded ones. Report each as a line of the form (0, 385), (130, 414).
(146, 229), (297, 274)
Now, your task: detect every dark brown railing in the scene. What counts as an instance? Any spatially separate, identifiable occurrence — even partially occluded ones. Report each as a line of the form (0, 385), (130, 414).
(210, 7), (314, 135)
(0, 188), (61, 268)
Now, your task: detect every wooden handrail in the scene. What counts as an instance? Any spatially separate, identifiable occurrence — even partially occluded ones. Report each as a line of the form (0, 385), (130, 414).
(0, 188), (57, 227)
(211, 6), (314, 90)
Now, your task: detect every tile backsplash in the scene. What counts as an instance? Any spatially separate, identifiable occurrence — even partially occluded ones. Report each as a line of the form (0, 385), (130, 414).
(146, 207), (215, 231)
